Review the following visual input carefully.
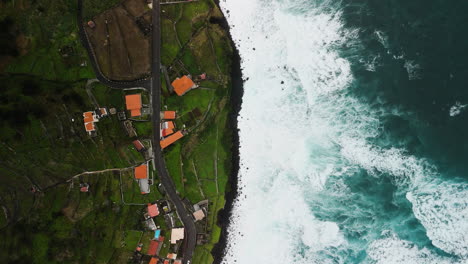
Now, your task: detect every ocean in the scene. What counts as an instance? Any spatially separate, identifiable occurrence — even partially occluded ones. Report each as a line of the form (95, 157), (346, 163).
(219, 0), (468, 263)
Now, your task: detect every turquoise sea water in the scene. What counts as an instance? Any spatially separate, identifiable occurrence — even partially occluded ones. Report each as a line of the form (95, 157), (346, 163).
(221, 0), (468, 263)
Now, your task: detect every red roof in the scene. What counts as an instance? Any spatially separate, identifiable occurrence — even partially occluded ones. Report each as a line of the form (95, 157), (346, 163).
(135, 164), (148, 179)
(158, 236), (165, 242)
(149, 257), (159, 264)
(172, 76), (195, 96)
(132, 140), (145, 151)
(160, 131), (184, 149)
(147, 240), (159, 256)
(147, 203), (159, 217)
(163, 260), (170, 264)
(174, 260), (182, 264)
(162, 128), (174, 137)
(80, 186), (89, 192)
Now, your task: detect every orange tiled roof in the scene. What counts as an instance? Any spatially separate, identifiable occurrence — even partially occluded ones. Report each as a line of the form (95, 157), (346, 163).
(130, 109), (141, 117)
(135, 164), (148, 179)
(163, 111), (176, 120)
(160, 131), (184, 149)
(125, 94), (142, 116)
(149, 257), (159, 264)
(147, 240), (159, 256)
(83, 111), (95, 123)
(84, 122), (95, 132)
(172, 76), (195, 96)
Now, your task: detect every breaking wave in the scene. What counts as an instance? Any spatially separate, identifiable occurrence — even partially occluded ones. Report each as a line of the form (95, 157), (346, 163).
(220, 0), (468, 263)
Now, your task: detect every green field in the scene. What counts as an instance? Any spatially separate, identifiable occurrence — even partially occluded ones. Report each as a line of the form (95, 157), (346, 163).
(0, 0), (234, 263)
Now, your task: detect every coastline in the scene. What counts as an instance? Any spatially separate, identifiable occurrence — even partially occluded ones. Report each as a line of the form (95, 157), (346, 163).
(211, 0), (244, 262)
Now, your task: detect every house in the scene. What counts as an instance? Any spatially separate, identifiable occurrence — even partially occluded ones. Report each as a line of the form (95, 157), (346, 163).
(135, 164), (150, 194)
(135, 164), (148, 179)
(136, 243), (143, 252)
(147, 203), (160, 217)
(170, 228), (184, 244)
(147, 240), (160, 256)
(163, 260), (170, 264)
(161, 121), (175, 138)
(167, 253), (177, 260)
(192, 209), (205, 221)
(172, 75), (198, 96)
(160, 131), (184, 149)
(125, 94), (142, 117)
(161, 111), (176, 120)
(83, 111), (99, 135)
(149, 257), (159, 264)
(174, 260), (182, 264)
(133, 140), (146, 152)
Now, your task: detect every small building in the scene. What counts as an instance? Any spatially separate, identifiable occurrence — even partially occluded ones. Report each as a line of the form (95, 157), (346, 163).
(149, 257), (159, 264)
(170, 228), (184, 244)
(147, 240), (160, 256)
(163, 260), (170, 264)
(80, 183), (90, 193)
(174, 260), (182, 264)
(133, 140), (146, 152)
(135, 164), (148, 179)
(147, 203), (160, 217)
(161, 121), (175, 138)
(161, 111), (176, 120)
(172, 75), (198, 96)
(160, 131), (184, 149)
(83, 111), (99, 135)
(167, 253), (177, 260)
(109, 108), (117, 115)
(87, 20), (96, 28)
(98, 107), (108, 117)
(125, 94), (143, 117)
(193, 209), (205, 222)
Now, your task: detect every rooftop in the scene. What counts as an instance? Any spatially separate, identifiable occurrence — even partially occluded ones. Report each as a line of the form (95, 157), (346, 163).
(172, 75), (196, 96)
(147, 203), (159, 217)
(170, 228), (184, 244)
(125, 94), (142, 117)
(135, 164), (148, 179)
(160, 131), (184, 149)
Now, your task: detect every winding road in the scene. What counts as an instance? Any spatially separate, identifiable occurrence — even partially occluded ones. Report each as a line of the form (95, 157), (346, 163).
(77, 0), (197, 262)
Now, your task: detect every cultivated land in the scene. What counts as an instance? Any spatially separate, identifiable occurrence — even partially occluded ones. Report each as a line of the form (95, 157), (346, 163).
(84, 0), (152, 81)
(0, 0), (234, 263)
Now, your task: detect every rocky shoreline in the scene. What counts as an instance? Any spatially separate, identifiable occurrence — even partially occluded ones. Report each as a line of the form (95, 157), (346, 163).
(211, 1), (244, 263)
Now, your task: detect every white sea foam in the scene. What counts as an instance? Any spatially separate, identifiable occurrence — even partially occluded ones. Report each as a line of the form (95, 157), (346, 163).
(221, 0), (468, 262)
(368, 233), (459, 264)
(449, 102), (467, 117)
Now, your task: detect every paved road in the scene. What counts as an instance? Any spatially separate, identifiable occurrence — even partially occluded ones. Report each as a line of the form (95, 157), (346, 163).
(150, 1), (197, 263)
